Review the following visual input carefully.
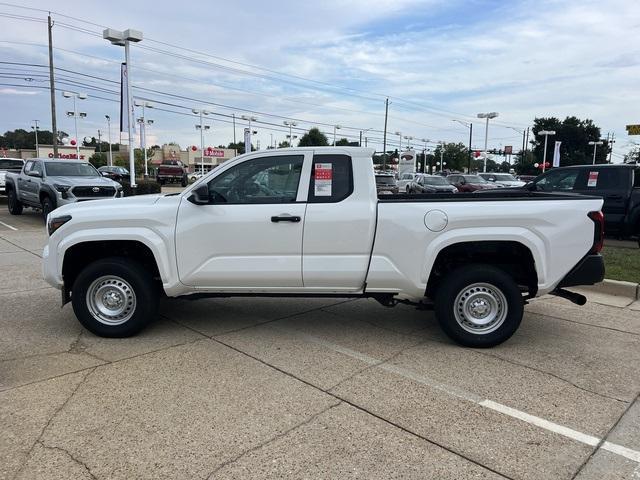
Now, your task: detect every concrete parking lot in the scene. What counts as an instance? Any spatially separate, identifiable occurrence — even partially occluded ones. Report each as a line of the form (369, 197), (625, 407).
(1, 197), (639, 480)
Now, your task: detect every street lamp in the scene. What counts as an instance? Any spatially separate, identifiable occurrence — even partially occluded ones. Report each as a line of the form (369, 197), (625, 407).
(420, 138), (431, 173)
(31, 120), (40, 157)
(589, 140), (604, 165)
(333, 125), (341, 146)
(360, 127), (373, 147)
(283, 120), (297, 147)
(537, 130), (556, 172)
(105, 115), (113, 166)
(193, 108), (211, 174)
(403, 135), (413, 149)
(62, 91), (88, 159)
(452, 120), (473, 173)
(477, 112), (499, 172)
(241, 115), (257, 153)
(103, 27), (143, 187)
(135, 101), (154, 178)
(286, 134), (298, 146)
(394, 131), (402, 151)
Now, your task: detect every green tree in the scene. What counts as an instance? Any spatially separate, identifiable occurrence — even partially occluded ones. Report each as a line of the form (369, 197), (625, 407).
(624, 147), (640, 164)
(89, 152), (108, 168)
(432, 142), (469, 172)
(335, 138), (350, 146)
(278, 140), (291, 148)
(532, 116), (607, 166)
(0, 128), (66, 150)
(226, 141), (255, 155)
(298, 128), (329, 147)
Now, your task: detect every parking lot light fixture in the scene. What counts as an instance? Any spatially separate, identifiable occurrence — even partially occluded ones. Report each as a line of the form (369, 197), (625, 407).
(284, 121), (297, 147)
(105, 115), (113, 166)
(394, 131), (402, 150)
(241, 115), (257, 152)
(194, 109), (211, 174)
(477, 112), (498, 172)
(333, 125), (342, 146)
(403, 135), (413, 149)
(538, 130), (556, 172)
(589, 140), (604, 165)
(62, 91), (88, 159)
(103, 27), (143, 187)
(135, 101), (154, 178)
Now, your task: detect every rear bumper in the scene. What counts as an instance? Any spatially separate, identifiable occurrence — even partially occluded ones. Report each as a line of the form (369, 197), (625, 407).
(557, 254), (605, 288)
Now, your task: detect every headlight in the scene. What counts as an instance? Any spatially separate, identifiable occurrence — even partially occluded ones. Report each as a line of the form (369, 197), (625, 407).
(452, 187), (458, 193)
(54, 184), (71, 199)
(48, 215), (72, 236)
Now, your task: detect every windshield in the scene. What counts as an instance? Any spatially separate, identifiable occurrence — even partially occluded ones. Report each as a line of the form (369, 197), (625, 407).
(494, 174), (517, 181)
(44, 162), (99, 177)
(422, 176), (448, 185)
(0, 159), (23, 170)
(375, 175), (396, 185)
(464, 175), (487, 183)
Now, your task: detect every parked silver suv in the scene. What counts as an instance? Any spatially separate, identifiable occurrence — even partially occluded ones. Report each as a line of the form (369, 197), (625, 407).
(5, 159), (123, 218)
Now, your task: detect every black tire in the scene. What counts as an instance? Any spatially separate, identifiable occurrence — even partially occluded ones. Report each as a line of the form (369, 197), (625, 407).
(7, 188), (23, 215)
(41, 196), (54, 219)
(406, 186), (410, 193)
(157, 178), (165, 186)
(434, 264), (523, 348)
(181, 176), (187, 187)
(71, 257), (159, 337)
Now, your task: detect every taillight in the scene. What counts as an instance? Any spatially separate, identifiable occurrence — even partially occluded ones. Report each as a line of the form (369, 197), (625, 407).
(587, 211), (604, 254)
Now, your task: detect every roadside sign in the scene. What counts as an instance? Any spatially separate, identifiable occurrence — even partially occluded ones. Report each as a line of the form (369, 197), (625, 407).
(626, 124), (640, 135)
(504, 146), (513, 155)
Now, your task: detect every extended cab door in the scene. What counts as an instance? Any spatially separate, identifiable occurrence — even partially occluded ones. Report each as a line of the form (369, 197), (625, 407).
(175, 152), (309, 289)
(301, 153), (377, 290)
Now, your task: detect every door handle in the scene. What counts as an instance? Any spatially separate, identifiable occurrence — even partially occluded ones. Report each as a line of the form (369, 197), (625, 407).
(271, 215), (301, 223)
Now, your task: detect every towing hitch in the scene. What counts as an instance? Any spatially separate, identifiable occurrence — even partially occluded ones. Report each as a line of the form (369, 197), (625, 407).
(550, 288), (587, 306)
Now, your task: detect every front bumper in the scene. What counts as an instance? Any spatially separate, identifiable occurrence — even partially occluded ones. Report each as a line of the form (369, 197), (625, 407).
(557, 254), (605, 288)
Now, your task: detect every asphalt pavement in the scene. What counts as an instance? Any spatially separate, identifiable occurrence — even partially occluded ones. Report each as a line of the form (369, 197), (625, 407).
(1, 196), (639, 480)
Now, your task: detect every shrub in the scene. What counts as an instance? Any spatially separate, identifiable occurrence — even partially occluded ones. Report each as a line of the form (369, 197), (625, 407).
(122, 180), (161, 197)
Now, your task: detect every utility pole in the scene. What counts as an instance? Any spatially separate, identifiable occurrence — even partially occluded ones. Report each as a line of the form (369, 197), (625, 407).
(359, 130), (362, 146)
(97, 129), (102, 154)
(105, 115), (113, 166)
(48, 14), (58, 158)
(608, 132), (615, 163)
(233, 114), (236, 144)
(31, 120), (40, 157)
(524, 127), (529, 165)
(382, 98), (389, 171)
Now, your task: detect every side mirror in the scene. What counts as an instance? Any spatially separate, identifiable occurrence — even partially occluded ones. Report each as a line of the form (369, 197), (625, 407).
(28, 170), (42, 178)
(101, 172), (109, 177)
(188, 183), (209, 205)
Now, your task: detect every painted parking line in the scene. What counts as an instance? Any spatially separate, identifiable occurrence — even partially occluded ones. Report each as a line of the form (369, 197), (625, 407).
(282, 328), (640, 465)
(0, 220), (17, 231)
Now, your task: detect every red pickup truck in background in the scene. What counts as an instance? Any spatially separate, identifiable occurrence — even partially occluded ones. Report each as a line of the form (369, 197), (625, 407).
(156, 160), (188, 187)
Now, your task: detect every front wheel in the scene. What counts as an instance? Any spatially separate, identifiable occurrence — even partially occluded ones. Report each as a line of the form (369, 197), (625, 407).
(71, 257), (159, 337)
(7, 189), (23, 215)
(434, 264), (523, 347)
(41, 196), (54, 219)
(181, 176), (187, 187)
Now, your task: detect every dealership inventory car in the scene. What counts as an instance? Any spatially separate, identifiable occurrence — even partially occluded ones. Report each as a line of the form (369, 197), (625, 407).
(0, 158), (24, 195)
(479, 173), (526, 188)
(98, 165), (130, 183)
(397, 172), (420, 192)
(375, 173), (399, 194)
(446, 174), (502, 192)
(408, 174), (457, 193)
(43, 147), (604, 348)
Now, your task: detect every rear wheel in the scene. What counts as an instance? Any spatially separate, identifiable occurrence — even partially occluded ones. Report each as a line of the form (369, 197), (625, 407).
(71, 257), (159, 337)
(435, 264), (523, 347)
(181, 175), (187, 187)
(7, 189), (23, 215)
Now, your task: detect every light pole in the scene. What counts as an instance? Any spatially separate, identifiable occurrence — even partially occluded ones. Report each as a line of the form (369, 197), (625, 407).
(453, 120), (473, 173)
(420, 139), (430, 173)
(286, 134), (298, 146)
(360, 127), (373, 146)
(333, 125), (341, 146)
(538, 130), (556, 172)
(103, 28), (143, 187)
(62, 91), (88, 159)
(194, 109), (210, 174)
(135, 101), (154, 178)
(283, 121), (297, 147)
(477, 112), (498, 172)
(241, 115), (257, 153)
(589, 140), (604, 165)
(105, 115), (113, 166)
(403, 135), (413, 149)
(439, 143), (445, 172)
(394, 131), (402, 151)
(31, 120), (40, 157)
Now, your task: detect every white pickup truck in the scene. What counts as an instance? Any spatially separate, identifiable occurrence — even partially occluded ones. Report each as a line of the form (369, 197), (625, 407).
(42, 147), (605, 347)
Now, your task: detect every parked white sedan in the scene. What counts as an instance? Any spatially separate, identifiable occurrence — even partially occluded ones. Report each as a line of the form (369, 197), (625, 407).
(397, 172), (421, 192)
(479, 173), (526, 188)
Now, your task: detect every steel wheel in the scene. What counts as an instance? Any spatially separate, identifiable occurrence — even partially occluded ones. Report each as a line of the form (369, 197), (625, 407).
(453, 282), (508, 334)
(86, 275), (137, 326)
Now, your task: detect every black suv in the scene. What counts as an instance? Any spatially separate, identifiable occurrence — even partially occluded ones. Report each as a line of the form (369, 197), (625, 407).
(528, 164), (640, 237)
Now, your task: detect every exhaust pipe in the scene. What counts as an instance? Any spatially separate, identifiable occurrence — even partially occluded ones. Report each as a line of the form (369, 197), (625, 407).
(550, 288), (587, 306)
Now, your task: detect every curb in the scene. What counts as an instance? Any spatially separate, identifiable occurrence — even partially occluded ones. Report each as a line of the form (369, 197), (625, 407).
(577, 279), (640, 300)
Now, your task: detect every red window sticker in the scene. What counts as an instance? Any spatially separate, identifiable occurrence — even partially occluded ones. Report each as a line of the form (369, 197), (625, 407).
(587, 171), (599, 187)
(314, 163), (332, 196)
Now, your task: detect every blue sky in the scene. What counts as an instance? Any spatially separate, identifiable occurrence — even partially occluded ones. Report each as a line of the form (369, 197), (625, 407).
(0, 0), (638, 160)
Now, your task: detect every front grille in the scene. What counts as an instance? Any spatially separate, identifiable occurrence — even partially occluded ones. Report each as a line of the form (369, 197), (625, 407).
(72, 186), (116, 198)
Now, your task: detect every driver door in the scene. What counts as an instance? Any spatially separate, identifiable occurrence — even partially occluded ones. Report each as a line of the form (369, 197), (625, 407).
(175, 152), (310, 289)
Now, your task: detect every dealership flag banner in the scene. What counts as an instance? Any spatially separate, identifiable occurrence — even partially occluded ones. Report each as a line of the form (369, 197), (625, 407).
(120, 63), (130, 135)
(552, 141), (561, 167)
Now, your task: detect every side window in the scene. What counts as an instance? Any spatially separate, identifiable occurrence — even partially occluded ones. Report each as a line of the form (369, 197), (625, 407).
(536, 170), (578, 191)
(31, 161), (43, 176)
(307, 154), (353, 203)
(206, 155), (303, 204)
(587, 168), (626, 190)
